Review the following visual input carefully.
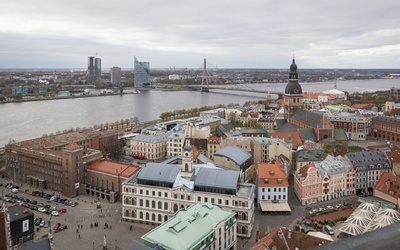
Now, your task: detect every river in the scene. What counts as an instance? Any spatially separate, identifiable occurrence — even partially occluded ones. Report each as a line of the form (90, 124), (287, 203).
(0, 78), (398, 147)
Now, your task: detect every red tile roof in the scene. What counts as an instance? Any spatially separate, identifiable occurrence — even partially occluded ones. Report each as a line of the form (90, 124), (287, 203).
(375, 172), (400, 199)
(89, 159), (141, 178)
(251, 227), (328, 250)
(258, 162), (288, 187)
(270, 131), (302, 148)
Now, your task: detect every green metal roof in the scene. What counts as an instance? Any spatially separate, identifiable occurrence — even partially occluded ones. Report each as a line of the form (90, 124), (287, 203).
(297, 149), (324, 162)
(141, 203), (235, 250)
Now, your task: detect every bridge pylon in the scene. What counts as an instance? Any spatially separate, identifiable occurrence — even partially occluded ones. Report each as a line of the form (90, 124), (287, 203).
(201, 58), (209, 92)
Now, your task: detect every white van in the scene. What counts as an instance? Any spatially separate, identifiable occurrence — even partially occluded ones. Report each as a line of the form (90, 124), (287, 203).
(324, 225), (334, 235)
(11, 188), (19, 193)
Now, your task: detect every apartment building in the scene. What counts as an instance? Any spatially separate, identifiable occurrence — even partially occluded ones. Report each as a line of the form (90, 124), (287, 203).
(347, 149), (392, 195)
(293, 164), (323, 205)
(130, 132), (171, 161)
(318, 155), (356, 201)
(257, 161), (288, 204)
(294, 155), (356, 204)
(207, 135), (222, 160)
(167, 131), (186, 158)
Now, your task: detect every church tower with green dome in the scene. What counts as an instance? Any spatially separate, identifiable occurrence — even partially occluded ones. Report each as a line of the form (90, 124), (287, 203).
(284, 58), (304, 121)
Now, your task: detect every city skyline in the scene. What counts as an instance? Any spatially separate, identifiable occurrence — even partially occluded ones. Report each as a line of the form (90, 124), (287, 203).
(0, 1), (399, 69)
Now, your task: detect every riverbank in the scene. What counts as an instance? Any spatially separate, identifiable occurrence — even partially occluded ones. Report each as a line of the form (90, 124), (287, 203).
(0, 91), (142, 104)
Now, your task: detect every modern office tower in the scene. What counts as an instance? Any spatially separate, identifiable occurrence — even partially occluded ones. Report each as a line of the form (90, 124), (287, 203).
(87, 56), (96, 82)
(95, 57), (101, 79)
(110, 66), (122, 85)
(134, 56), (150, 88)
(87, 56), (101, 82)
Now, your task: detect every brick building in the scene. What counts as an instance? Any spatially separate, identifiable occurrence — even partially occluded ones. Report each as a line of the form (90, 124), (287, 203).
(4, 129), (118, 197)
(370, 116), (400, 143)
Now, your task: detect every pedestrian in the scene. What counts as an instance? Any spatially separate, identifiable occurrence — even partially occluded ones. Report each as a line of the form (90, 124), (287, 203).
(76, 229), (79, 233)
(78, 234), (80, 238)
(130, 225), (132, 231)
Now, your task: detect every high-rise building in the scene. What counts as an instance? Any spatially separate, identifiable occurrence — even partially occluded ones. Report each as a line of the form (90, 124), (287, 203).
(87, 56), (95, 82)
(110, 66), (122, 85)
(95, 57), (101, 79)
(87, 56), (101, 82)
(134, 56), (150, 88)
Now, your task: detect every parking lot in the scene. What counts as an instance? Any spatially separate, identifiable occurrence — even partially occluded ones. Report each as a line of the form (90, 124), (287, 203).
(1, 181), (151, 249)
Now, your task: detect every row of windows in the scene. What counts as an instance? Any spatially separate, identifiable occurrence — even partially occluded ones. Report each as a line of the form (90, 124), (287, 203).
(261, 187), (287, 193)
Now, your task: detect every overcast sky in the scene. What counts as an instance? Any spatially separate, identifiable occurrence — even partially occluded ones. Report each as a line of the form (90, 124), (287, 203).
(1, 1), (399, 69)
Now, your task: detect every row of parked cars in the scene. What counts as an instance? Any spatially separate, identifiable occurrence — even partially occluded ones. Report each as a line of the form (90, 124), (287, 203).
(30, 191), (78, 207)
(0, 194), (62, 216)
(307, 202), (352, 215)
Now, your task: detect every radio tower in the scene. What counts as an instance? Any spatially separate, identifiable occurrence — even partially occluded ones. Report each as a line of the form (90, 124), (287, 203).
(201, 58), (209, 92)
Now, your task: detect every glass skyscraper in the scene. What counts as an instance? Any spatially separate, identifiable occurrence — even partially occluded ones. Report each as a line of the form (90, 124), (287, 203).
(134, 56), (150, 88)
(87, 56), (101, 83)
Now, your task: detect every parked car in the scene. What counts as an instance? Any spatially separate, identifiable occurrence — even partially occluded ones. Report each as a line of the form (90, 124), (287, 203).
(44, 221), (49, 228)
(51, 210), (59, 216)
(39, 220), (45, 227)
(58, 207), (67, 213)
(34, 218), (42, 226)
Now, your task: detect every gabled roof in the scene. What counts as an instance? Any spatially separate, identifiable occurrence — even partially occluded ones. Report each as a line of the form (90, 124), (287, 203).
(375, 172), (400, 199)
(258, 162), (288, 187)
(347, 149), (390, 171)
(270, 131), (302, 147)
(334, 128), (348, 141)
(299, 128), (317, 141)
(291, 109), (324, 128)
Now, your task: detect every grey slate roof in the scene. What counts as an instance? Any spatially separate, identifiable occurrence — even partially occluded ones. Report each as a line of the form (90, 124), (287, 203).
(137, 163), (181, 184)
(133, 132), (172, 143)
(297, 149), (324, 162)
(299, 128), (317, 141)
(347, 149), (390, 171)
(194, 168), (239, 190)
(372, 115), (400, 124)
(214, 146), (251, 165)
(291, 109), (323, 128)
(277, 122), (299, 132)
(317, 155), (351, 177)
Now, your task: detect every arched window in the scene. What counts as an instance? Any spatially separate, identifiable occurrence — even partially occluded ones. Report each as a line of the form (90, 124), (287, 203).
(125, 209), (130, 217)
(173, 204), (178, 212)
(158, 201), (162, 209)
(146, 213), (149, 220)
(139, 199), (143, 207)
(152, 213), (155, 221)
(164, 215), (168, 222)
(146, 200), (149, 208)
(164, 202), (168, 210)
(158, 214), (162, 222)
(185, 163), (188, 171)
(139, 212), (143, 219)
